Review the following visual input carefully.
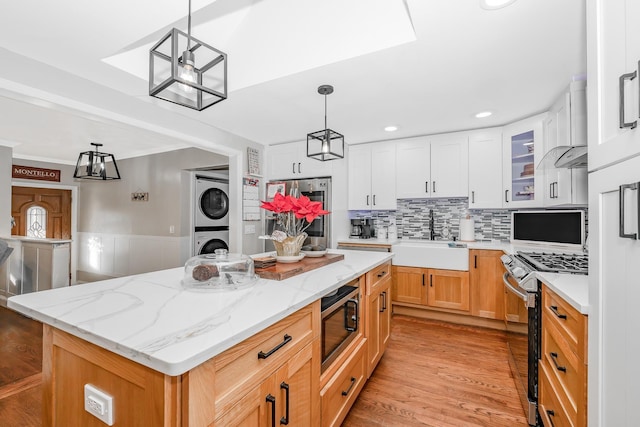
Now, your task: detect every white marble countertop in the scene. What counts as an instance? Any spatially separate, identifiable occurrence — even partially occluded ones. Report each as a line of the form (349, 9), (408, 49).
(343, 237), (589, 314)
(8, 249), (393, 376)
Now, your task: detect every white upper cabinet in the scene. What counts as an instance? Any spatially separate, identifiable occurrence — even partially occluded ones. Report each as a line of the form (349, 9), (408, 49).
(396, 134), (468, 199)
(588, 0), (640, 170)
(348, 142), (397, 210)
(502, 115), (545, 208)
(542, 81), (588, 207)
(266, 141), (333, 180)
(468, 128), (503, 209)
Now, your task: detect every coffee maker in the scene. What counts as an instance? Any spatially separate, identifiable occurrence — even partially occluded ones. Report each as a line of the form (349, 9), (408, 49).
(361, 218), (373, 239)
(350, 219), (363, 238)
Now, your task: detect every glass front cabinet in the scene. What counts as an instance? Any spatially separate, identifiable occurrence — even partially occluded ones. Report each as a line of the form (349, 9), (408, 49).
(502, 115), (545, 208)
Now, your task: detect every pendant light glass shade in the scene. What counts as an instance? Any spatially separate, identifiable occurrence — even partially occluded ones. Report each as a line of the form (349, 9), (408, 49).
(73, 143), (121, 180)
(307, 85), (344, 161)
(149, 0), (227, 111)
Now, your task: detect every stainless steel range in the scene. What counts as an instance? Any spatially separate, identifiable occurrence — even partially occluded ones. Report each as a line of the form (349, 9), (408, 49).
(501, 250), (588, 426)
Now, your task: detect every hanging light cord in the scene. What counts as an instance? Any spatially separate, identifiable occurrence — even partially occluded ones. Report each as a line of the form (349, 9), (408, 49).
(324, 93), (328, 130)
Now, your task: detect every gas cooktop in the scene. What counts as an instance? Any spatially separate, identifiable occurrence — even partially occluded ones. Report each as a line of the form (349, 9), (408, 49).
(517, 251), (588, 275)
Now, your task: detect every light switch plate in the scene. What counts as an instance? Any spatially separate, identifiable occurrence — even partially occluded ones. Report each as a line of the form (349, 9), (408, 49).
(84, 384), (114, 425)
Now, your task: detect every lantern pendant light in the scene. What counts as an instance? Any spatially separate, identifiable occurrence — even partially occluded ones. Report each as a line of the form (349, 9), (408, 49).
(149, 0), (228, 111)
(73, 143), (121, 180)
(307, 85), (344, 161)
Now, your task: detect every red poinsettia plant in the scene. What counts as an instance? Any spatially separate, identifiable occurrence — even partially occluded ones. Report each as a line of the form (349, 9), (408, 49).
(261, 192), (330, 237)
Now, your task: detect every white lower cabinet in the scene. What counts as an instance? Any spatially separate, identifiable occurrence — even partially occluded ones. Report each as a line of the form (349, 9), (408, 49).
(468, 128), (503, 209)
(589, 154), (640, 426)
(347, 142), (396, 210)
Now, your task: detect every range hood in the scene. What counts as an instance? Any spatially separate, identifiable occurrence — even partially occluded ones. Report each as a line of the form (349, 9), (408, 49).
(537, 145), (588, 169)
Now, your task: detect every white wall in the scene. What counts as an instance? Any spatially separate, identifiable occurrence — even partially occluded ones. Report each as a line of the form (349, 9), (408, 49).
(0, 145), (11, 236)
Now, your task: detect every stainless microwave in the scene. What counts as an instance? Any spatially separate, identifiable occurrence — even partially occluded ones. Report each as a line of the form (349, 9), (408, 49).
(511, 210), (585, 249)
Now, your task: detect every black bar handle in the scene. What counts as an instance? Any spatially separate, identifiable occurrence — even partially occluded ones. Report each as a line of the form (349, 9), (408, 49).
(341, 377), (356, 396)
(377, 270), (387, 278)
(505, 189), (509, 203)
(379, 291), (387, 312)
(474, 255), (477, 269)
(549, 305), (567, 320)
(432, 181), (436, 193)
(619, 183), (639, 239)
(619, 70), (638, 129)
(280, 382), (289, 425)
(366, 195), (370, 206)
(546, 410), (556, 427)
(471, 190), (475, 204)
(258, 334), (292, 359)
(292, 162), (295, 174)
(430, 274), (433, 287)
(297, 162), (301, 174)
(425, 181), (429, 193)
(550, 352), (567, 373)
(345, 299), (359, 332)
(266, 394), (276, 427)
(422, 273), (425, 287)
(373, 194), (376, 206)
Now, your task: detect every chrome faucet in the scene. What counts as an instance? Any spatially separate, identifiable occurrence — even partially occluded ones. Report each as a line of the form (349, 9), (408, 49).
(429, 209), (439, 240)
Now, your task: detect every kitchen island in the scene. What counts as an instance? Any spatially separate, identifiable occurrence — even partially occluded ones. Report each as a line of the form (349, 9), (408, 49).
(8, 249), (393, 426)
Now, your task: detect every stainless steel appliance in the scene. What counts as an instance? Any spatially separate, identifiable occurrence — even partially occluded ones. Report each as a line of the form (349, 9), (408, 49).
(511, 210), (585, 249)
(501, 249), (588, 426)
(350, 219), (363, 238)
(195, 174), (230, 228)
(320, 281), (360, 372)
(264, 177), (331, 251)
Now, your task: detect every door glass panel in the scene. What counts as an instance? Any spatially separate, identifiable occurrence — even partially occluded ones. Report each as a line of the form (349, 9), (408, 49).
(511, 130), (535, 201)
(200, 188), (229, 220)
(26, 205), (46, 238)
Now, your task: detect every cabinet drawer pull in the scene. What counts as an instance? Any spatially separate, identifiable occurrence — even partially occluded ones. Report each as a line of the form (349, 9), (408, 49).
(366, 195), (370, 206)
(380, 291), (387, 312)
(345, 299), (359, 332)
(292, 162), (295, 174)
(280, 382), (290, 425)
(619, 70), (638, 129)
(425, 181), (429, 193)
(432, 181), (436, 193)
(474, 255), (477, 269)
(373, 194), (377, 206)
(619, 183), (639, 239)
(550, 352), (567, 373)
(471, 190), (475, 204)
(297, 162), (301, 174)
(546, 409), (556, 427)
(430, 274), (433, 287)
(341, 376), (356, 396)
(377, 270), (387, 278)
(258, 334), (292, 359)
(505, 189), (509, 203)
(422, 273), (425, 287)
(549, 305), (567, 320)
(266, 394), (276, 427)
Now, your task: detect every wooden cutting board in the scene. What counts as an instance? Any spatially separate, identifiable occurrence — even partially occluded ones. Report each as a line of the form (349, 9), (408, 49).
(255, 253), (345, 281)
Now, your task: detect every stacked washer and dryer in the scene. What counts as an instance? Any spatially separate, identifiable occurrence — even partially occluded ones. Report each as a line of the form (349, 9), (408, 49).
(193, 173), (230, 255)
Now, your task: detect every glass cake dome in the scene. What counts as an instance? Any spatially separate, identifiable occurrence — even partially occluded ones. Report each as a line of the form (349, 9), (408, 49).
(182, 249), (258, 291)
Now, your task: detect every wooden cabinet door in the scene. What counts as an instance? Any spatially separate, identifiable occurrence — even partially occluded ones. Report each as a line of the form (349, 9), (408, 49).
(275, 342), (317, 427)
(11, 186), (71, 239)
(426, 269), (470, 312)
(214, 378), (272, 427)
(366, 288), (381, 376)
(468, 128), (503, 209)
(379, 278), (391, 353)
(469, 250), (505, 320)
(391, 266), (427, 306)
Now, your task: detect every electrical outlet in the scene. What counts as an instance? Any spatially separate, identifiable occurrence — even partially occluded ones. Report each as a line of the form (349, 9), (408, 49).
(84, 384), (114, 425)
(169, 225), (175, 234)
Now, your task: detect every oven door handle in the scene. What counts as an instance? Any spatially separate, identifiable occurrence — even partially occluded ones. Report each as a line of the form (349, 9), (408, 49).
(344, 299), (359, 332)
(502, 272), (529, 302)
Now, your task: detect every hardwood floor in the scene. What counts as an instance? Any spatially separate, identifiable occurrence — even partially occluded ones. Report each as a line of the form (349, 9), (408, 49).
(343, 315), (528, 427)
(0, 308), (526, 427)
(0, 306), (42, 427)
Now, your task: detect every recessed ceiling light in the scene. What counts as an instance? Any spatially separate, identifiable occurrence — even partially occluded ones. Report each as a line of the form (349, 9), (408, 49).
(480, 0), (517, 10)
(384, 126), (398, 132)
(475, 111), (493, 118)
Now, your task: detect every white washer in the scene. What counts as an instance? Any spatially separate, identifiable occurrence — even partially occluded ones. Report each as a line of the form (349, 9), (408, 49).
(195, 175), (230, 228)
(194, 230), (230, 255)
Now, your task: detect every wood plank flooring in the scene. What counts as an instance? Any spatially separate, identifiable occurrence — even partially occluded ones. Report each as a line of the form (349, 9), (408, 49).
(343, 315), (528, 427)
(0, 306), (42, 427)
(0, 307), (526, 427)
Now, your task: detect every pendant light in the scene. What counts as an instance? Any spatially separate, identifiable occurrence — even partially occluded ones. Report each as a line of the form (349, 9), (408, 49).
(149, 0), (227, 111)
(307, 85), (344, 161)
(73, 143), (121, 180)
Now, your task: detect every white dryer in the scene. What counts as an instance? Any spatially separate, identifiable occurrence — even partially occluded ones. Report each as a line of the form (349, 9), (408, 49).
(194, 230), (230, 255)
(195, 175), (229, 228)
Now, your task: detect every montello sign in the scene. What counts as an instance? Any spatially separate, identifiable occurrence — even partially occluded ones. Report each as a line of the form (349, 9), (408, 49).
(12, 165), (61, 182)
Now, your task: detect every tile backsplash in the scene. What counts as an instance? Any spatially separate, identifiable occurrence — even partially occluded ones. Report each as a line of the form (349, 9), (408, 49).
(350, 199), (588, 242)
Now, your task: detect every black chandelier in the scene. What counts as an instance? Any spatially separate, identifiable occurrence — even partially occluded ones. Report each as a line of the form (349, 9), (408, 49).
(307, 85), (344, 161)
(73, 143), (121, 180)
(149, 0), (227, 111)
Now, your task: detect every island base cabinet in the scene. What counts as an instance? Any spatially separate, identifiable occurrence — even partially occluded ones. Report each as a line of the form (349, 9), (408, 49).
(42, 325), (178, 427)
(365, 262), (392, 377)
(320, 338), (367, 427)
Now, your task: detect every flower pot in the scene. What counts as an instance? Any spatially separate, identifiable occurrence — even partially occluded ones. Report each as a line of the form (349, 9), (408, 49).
(272, 233), (307, 257)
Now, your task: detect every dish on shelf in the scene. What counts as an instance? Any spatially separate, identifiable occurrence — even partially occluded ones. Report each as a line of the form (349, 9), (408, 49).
(276, 254), (305, 263)
(301, 249), (327, 258)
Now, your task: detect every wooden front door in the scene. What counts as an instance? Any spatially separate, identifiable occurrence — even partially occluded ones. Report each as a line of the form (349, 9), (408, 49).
(11, 187), (72, 239)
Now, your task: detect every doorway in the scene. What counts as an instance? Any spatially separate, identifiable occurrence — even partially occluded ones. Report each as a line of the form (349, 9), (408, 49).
(11, 187), (71, 239)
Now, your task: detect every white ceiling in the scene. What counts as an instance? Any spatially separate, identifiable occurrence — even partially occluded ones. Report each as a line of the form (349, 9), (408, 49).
(0, 0), (586, 164)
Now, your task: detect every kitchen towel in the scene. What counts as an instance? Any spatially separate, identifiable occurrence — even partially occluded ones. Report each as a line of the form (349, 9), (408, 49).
(459, 218), (475, 242)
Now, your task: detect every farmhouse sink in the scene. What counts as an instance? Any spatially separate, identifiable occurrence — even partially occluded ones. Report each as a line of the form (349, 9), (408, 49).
(391, 241), (469, 271)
